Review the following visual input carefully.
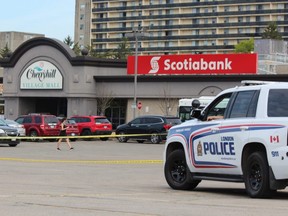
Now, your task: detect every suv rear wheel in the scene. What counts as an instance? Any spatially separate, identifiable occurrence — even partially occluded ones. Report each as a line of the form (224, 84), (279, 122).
(244, 151), (271, 198)
(82, 129), (92, 141)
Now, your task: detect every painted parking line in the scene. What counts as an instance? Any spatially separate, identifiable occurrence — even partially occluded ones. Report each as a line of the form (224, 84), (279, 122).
(0, 158), (163, 164)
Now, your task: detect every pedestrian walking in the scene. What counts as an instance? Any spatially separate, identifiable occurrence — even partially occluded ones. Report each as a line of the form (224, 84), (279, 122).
(57, 117), (74, 150)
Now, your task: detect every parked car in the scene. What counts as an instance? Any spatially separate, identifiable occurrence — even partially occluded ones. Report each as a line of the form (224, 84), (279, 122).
(70, 115), (112, 141)
(15, 113), (60, 141)
(3, 119), (26, 136)
(0, 119), (20, 147)
(65, 118), (80, 141)
(165, 116), (182, 129)
(115, 115), (181, 144)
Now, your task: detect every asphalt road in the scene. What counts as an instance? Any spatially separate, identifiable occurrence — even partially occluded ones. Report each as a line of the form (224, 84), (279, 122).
(1, 139), (288, 216)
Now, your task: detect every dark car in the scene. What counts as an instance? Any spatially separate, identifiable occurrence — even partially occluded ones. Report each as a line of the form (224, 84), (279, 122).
(0, 118), (20, 147)
(70, 115), (113, 141)
(115, 115), (181, 144)
(15, 113), (61, 141)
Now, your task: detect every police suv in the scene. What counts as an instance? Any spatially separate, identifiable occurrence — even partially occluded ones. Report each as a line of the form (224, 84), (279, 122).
(164, 81), (288, 198)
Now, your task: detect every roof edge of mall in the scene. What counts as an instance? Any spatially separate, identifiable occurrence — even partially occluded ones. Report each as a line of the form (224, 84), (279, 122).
(0, 37), (287, 126)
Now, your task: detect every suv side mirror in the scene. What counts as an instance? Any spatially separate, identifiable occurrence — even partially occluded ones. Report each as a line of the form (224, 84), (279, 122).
(191, 109), (202, 119)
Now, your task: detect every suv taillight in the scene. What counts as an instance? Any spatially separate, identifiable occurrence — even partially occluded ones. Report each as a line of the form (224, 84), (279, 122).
(164, 124), (171, 131)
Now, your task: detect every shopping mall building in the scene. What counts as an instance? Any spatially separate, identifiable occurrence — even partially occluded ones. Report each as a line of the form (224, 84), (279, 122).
(0, 37), (287, 128)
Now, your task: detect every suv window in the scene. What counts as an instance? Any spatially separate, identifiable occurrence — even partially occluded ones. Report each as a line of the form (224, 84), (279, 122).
(35, 116), (42, 123)
(268, 89), (288, 117)
(229, 90), (258, 118)
(23, 116), (32, 123)
(204, 93), (232, 120)
(145, 117), (162, 124)
(44, 116), (59, 123)
(131, 118), (142, 124)
(95, 118), (110, 124)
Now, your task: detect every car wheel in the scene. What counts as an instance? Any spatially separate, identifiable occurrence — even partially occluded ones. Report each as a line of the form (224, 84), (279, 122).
(244, 151), (271, 198)
(9, 144), (17, 147)
(81, 130), (92, 141)
(117, 131), (128, 143)
(164, 149), (200, 190)
(150, 133), (161, 144)
(136, 140), (145, 143)
(29, 130), (39, 142)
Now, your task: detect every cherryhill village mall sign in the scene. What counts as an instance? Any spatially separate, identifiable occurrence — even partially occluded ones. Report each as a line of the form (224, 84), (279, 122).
(20, 61), (63, 89)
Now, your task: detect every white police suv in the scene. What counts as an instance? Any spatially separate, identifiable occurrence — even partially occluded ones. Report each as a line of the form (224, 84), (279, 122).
(164, 81), (288, 198)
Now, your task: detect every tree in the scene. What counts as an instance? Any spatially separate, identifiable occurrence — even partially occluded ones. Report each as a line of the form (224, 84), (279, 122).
(63, 36), (81, 56)
(234, 38), (254, 53)
(0, 43), (11, 58)
(96, 83), (114, 115)
(112, 38), (133, 59)
(63, 35), (74, 47)
(158, 85), (178, 116)
(262, 22), (282, 40)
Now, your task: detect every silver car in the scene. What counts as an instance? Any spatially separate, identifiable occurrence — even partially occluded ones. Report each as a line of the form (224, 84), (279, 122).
(3, 119), (26, 136)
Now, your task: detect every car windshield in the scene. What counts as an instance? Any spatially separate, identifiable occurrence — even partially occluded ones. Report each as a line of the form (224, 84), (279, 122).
(0, 119), (8, 126)
(4, 119), (18, 125)
(67, 119), (76, 124)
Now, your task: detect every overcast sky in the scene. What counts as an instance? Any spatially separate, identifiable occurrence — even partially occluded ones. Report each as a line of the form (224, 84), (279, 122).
(0, 0), (75, 41)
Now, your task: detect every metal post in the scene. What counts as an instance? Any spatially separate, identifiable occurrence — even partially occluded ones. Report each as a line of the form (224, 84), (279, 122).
(133, 32), (138, 119)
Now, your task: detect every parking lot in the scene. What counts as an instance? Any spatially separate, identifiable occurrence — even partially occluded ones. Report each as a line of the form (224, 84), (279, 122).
(1, 138), (288, 216)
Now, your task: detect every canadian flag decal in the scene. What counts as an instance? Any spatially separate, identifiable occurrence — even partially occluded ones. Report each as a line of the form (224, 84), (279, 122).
(270, 135), (279, 143)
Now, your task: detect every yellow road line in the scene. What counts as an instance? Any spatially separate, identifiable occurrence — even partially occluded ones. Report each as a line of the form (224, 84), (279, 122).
(0, 158), (163, 164)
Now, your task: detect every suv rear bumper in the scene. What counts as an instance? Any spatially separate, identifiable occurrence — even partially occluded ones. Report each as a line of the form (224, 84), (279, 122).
(92, 130), (113, 136)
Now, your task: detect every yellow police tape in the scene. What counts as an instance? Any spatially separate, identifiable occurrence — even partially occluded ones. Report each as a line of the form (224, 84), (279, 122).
(0, 133), (168, 140)
(0, 158), (163, 164)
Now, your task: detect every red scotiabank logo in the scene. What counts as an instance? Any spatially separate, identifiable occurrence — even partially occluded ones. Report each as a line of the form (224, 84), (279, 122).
(127, 53), (258, 75)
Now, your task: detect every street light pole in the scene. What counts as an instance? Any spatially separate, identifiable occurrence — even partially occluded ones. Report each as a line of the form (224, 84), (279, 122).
(133, 32), (139, 119)
(126, 27), (149, 119)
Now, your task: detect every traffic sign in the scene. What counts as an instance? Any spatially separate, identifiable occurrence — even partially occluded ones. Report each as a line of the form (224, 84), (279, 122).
(137, 101), (142, 109)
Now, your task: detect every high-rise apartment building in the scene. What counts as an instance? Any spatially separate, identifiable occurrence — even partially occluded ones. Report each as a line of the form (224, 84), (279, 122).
(0, 31), (44, 52)
(75, 0), (288, 55)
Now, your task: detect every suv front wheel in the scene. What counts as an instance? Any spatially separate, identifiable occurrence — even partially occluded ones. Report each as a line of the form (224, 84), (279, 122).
(165, 149), (200, 190)
(150, 133), (161, 144)
(117, 131), (128, 143)
(29, 130), (39, 142)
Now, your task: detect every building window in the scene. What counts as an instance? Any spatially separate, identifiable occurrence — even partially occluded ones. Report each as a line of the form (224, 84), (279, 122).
(80, 4), (85, 9)
(80, 14), (84, 20)
(80, 24), (84, 30)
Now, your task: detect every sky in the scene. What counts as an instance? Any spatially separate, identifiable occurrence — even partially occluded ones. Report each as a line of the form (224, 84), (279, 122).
(0, 0), (75, 41)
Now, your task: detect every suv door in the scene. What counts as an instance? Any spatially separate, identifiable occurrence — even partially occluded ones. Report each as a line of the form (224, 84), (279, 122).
(193, 90), (259, 175)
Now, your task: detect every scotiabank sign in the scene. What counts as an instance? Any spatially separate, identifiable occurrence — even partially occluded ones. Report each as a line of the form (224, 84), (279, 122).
(127, 53), (257, 75)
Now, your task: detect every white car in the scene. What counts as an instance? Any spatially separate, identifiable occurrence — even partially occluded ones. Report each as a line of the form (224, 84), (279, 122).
(164, 80), (288, 198)
(3, 119), (26, 136)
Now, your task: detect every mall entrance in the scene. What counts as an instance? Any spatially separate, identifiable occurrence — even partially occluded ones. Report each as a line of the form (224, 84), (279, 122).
(20, 97), (67, 117)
